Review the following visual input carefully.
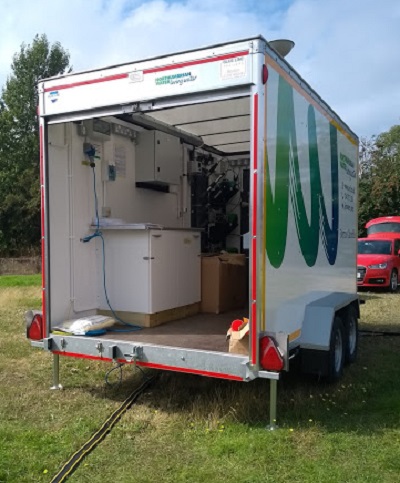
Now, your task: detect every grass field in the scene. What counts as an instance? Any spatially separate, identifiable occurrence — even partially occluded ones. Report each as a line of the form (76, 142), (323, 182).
(0, 274), (41, 287)
(0, 277), (399, 483)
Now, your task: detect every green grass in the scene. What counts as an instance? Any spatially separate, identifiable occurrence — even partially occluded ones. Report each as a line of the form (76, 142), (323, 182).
(0, 284), (399, 482)
(0, 274), (41, 287)
(358, 291), (400, 331)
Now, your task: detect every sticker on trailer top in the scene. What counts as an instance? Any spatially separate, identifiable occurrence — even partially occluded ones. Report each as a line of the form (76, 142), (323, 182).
(48, 90), (59, 103)
(155, 71), (197, 86)
(220, 56), (246, 80)
(129, 71), (144, 83)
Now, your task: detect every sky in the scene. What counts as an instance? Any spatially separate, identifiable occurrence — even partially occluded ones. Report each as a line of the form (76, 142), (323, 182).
(0, 0), (399, 138)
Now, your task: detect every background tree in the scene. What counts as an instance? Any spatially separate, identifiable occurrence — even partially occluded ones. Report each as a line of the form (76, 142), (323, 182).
(358, 125), (400, 236)
(0, 34), (71, 256)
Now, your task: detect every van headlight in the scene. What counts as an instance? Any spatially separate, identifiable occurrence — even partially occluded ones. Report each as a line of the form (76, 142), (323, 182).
(368, 263), (387, 269)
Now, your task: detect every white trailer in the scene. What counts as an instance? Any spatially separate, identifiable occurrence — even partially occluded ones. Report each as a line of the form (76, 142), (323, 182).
(27, 36), (359, 426)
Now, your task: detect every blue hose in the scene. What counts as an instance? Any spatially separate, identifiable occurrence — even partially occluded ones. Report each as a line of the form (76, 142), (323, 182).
(82, 164), (141, 332)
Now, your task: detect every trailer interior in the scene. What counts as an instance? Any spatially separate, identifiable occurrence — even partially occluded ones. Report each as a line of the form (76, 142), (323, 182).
(47, 92), (253, 355)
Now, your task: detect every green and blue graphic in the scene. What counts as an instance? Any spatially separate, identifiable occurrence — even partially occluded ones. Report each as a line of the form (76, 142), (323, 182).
(266, 77), (339, 268)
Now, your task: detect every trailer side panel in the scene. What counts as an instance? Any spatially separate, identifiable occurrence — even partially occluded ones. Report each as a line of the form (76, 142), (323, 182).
(263, 55), (358, 342)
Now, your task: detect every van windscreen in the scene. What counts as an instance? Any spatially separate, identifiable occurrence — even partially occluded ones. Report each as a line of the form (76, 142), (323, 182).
(367, 222), (400, 234)
(358, 240), (392, 255)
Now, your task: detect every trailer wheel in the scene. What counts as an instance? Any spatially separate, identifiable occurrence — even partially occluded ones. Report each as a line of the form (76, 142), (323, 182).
(327, 316), (345, 382)
(344, 306), (358, 365)
(389, 269), (398, 292)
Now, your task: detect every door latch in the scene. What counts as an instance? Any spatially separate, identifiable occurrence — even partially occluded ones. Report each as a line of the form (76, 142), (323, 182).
(123, 345), (143, 369)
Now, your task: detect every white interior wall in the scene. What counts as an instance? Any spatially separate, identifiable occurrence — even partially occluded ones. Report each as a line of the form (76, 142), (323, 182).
(70, 125), (100, 315)
(102, 133), (188, 226)
(48, 124), (71, 324)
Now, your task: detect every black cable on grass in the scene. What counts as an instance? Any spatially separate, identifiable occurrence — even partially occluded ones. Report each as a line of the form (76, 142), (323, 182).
(135, 364), (150, 380)
(105, 363), (124, 388)
(360, 330), (400, 337)
(50, 374), (157, 483)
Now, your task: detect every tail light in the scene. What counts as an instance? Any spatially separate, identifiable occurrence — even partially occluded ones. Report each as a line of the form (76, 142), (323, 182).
(260, 336), (284, 371)
(26, 313), (44, 341)
(262, 64), (269, 84)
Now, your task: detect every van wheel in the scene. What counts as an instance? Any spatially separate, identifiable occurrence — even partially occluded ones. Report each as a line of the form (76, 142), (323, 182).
(327, 317), (345, 382)
(389, 270), (398, 292)
(344, 306), (358, 365)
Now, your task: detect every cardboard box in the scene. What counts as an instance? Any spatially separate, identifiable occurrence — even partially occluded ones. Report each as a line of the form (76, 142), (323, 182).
(227, 319), (249, 355)
(201, 253), (247, 314)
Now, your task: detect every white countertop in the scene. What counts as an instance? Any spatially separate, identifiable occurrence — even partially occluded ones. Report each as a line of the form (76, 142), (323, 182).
(91, 223), (202, 232)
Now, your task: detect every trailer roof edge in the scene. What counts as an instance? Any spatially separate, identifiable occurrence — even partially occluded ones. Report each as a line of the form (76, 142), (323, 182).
(40, 35), (267, 83)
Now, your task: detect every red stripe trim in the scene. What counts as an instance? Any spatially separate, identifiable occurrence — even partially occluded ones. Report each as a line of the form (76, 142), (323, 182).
(43, 73), (128, 92)
(251, 232), (257, 301)
(251, 302), (257, 363)
(53, 351), (112, 362)
(251, 93), (259, 365)
(253, 97), (258, 170)
(143, 50), (249, 74)
(135, 361), (243, 381)
(252, 178), (258, 252)
(43, 51), (249, 92)
(39, 125), (44, 186)
(39, 125), (46, 338)
(52, 351), (244, 381)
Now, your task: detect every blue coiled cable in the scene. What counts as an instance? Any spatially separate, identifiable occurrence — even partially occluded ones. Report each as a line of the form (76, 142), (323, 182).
(82, 164), (141, 332)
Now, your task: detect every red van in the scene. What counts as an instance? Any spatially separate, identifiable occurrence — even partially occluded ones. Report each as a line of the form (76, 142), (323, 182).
(366, 216), (400, 236)
(357, 235), (400, 291)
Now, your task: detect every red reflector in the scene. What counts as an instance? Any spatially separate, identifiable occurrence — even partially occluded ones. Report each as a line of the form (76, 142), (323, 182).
(262, 64), (268, 84)
(28, 314), (43, 341)
(260, 336), (283, 371)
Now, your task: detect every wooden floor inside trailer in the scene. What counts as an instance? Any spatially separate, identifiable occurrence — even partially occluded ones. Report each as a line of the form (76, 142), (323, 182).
(98, 311), (246, 352)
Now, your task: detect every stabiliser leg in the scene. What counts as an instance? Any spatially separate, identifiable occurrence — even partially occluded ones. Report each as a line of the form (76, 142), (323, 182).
(50, 353), (63, 390)
(268, 378), (278, 430)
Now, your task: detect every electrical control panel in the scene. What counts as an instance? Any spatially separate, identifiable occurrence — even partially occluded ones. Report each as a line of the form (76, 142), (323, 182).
(135, 131), (183, 185)
(78, 119), (112, 141)
(101, 141), (116, 182)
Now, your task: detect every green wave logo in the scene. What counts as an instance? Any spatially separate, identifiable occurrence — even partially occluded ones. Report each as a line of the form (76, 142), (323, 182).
(266, 77), (339, 268)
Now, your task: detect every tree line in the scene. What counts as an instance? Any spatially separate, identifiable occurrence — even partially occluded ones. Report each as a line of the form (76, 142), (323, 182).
(0, 34), (398, 255)
(0, 35), (70, 256)
(358, 126), (400, 236)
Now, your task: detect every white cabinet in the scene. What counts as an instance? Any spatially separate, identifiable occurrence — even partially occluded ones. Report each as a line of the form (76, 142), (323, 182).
(97, 228), (201, 314)
(135, 131), (183, 185)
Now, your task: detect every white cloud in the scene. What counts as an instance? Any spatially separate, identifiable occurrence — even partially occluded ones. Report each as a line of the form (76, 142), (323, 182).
(0, 0), (398, 137)
(279, 0), (400, 137)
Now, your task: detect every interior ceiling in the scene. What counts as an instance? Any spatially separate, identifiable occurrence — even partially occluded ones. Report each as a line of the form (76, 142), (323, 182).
(143, 96), (250, 155)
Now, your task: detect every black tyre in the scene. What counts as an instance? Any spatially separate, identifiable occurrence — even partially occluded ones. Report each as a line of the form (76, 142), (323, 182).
(327, 316), (345, 382)
(389, 269), (398, 292)
(344, 305), (358, 365)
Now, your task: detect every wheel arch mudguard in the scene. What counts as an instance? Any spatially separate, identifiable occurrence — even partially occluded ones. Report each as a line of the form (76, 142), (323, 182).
(299, 293), (359, 351)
